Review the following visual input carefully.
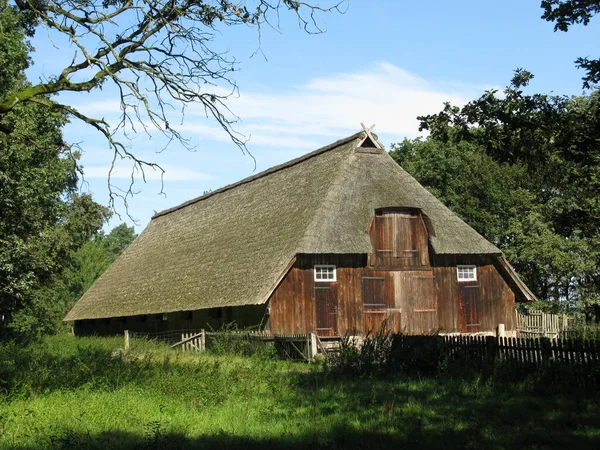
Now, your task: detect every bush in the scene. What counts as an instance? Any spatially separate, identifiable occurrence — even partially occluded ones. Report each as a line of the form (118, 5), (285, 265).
(206, 324), (276, 359)
(325, 326), (393, 377)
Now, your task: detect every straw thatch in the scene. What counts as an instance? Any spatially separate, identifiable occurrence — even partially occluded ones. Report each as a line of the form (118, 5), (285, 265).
(66, 131), (507, 321)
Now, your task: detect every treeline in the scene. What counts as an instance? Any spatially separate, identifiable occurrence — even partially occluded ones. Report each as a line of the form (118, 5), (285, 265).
(392, 70), (600, 319)
(0, 4), (136, 338)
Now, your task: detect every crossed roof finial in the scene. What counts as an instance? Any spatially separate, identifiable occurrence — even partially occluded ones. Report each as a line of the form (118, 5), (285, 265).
(359, 123), (383, 149)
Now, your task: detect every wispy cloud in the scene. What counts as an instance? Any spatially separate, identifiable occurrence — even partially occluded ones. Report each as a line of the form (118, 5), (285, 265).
(181, 62), (495, 147)
(82, 164), (213, 182)
(69, 62), (495, 150)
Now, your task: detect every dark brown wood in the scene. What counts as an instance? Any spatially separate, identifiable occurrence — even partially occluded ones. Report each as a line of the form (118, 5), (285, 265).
(361, 270), (398, 334)
(264, 245), (519, 337)
(459, 284), (481, 333)
(370, 210), (430, 268)
(315, 284), (338, 336)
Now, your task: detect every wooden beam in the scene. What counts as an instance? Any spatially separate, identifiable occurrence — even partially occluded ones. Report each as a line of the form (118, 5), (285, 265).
(358, 123), (383, 149)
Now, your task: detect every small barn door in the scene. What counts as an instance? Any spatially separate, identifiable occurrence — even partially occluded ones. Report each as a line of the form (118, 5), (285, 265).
(371, 211), (430, 267)
(362, 271), (399, 334)
(315, 284), (338, 336)
(459, 285), (481, 333)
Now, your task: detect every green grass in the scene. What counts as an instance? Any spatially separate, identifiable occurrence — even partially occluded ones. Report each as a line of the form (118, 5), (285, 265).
(0, 335), (599, 449)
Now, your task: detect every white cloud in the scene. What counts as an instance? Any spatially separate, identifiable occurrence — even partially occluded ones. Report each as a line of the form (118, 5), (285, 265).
(82, 164), (213, 182)
(67, 61), (498, 153)
(179, 61), (495, 148)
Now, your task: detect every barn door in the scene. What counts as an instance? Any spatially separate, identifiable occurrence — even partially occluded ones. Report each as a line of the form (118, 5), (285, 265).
(315, 284), (338, 336)
(362, 271), (399, 334)
(396, 272), (437, 335)
(459, 285), (481, 333)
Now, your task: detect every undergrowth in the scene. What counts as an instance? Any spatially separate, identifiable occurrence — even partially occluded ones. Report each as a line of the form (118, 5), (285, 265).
(0, 334), (599, 449)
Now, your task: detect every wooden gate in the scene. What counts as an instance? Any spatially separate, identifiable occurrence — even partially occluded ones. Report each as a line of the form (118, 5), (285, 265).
(459, 285), (481, 333)
(315, 284), (338, 336)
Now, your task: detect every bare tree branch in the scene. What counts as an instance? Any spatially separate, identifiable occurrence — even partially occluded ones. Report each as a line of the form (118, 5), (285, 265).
(1, 0), (346, 210)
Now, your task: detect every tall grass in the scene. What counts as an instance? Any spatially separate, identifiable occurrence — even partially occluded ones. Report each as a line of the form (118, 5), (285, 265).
(0, 334), (599, 449)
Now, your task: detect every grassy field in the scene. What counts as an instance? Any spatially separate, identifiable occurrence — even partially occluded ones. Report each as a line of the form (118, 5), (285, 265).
(0, 335), (599, 450)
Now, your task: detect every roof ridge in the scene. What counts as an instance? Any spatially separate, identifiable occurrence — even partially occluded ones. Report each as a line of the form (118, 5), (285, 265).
(152, 131), (365, 219)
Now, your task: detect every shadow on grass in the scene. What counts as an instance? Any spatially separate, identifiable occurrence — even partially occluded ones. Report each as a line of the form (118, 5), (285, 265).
(17, 371), (600, 450)
(3, 336), (600, 449)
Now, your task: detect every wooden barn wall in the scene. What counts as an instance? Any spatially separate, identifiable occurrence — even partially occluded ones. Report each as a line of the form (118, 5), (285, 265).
(369, 210), (430, 268)
(267, 254), (367, 336)
(362, 271), (400, 334)
(74, 304), (266, 336)
(395, 270), (437, 335)
(431, 255), (516, 333)
(268, 253), (517, 337)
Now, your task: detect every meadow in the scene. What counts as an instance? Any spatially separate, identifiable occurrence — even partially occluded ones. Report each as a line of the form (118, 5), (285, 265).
(0, 334), (599, 449)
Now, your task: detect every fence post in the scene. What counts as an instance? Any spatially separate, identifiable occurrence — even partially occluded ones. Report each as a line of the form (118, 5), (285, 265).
(497, 323), (505, 338)
(200, 329), (206, 352)
(124, 330), (130, 351)
(309, 333), (317, 360)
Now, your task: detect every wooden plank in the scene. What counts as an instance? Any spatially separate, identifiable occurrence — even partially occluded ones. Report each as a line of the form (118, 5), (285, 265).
(170, 332), (204, 349)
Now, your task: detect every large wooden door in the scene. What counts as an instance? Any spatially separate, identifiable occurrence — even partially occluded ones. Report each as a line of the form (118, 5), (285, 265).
(396, 271), (437, 335)
(459, 285), (481, 333)
(315, 284), (338, 336)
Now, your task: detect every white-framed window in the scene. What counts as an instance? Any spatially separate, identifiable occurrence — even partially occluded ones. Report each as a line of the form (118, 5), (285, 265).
(314, 265), (336, 282)
(457, 265), (477, 282)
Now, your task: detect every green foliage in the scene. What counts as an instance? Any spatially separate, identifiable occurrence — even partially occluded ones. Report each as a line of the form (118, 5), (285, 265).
(0, 335), (599, 449)
(325, 327), (393, 377)
(391, 73), (600, 315)
(541, 0), (600, 88)
(0, 9), (111, 338)
(0, 0), (31, 101)
(206, 324), (278, 359)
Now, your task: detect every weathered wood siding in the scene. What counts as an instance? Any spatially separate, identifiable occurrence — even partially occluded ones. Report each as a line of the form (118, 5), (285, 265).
(431, 255), (516, 334)
(268, 254), (366, 336)
(369, 210), (430, 267)
(362, 270), (400, 334)
(75, 241), (517, 338)
(395, 270), (438, 335)
(268, 252), (516, 337)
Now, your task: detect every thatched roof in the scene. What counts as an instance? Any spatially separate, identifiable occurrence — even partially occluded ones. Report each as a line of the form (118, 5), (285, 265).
(66, 131), (506, 321)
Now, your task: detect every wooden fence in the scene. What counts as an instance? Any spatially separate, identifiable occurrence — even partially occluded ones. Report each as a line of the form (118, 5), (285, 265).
(390, 334), (600, 384)
(126, 329), (318, 361)
(516, 310), (572, 338)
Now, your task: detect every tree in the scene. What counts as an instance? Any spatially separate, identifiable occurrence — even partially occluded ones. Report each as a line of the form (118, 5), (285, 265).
(0, 0), (345, 207)
(541, 0), (600, 88)
(0, 5), (110, 337)
(392, 71), (600, 317)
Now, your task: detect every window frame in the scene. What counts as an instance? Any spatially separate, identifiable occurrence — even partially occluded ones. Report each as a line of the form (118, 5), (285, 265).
(314, 264), (337, 282)
(456, 265), (477, 282)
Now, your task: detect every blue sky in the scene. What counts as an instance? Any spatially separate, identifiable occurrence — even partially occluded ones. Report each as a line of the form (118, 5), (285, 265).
(26, 1), (600, 230)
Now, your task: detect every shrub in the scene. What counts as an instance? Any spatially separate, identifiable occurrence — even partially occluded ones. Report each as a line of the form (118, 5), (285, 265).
(325, 326), (393, 377)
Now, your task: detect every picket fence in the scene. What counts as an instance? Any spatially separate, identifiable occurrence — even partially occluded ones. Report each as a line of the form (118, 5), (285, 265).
(390, 334), (600, 384)
(516, 310), (572, 338)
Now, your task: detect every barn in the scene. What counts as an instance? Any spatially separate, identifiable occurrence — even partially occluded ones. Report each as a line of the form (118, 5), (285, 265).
(65, 130), (535, 338)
